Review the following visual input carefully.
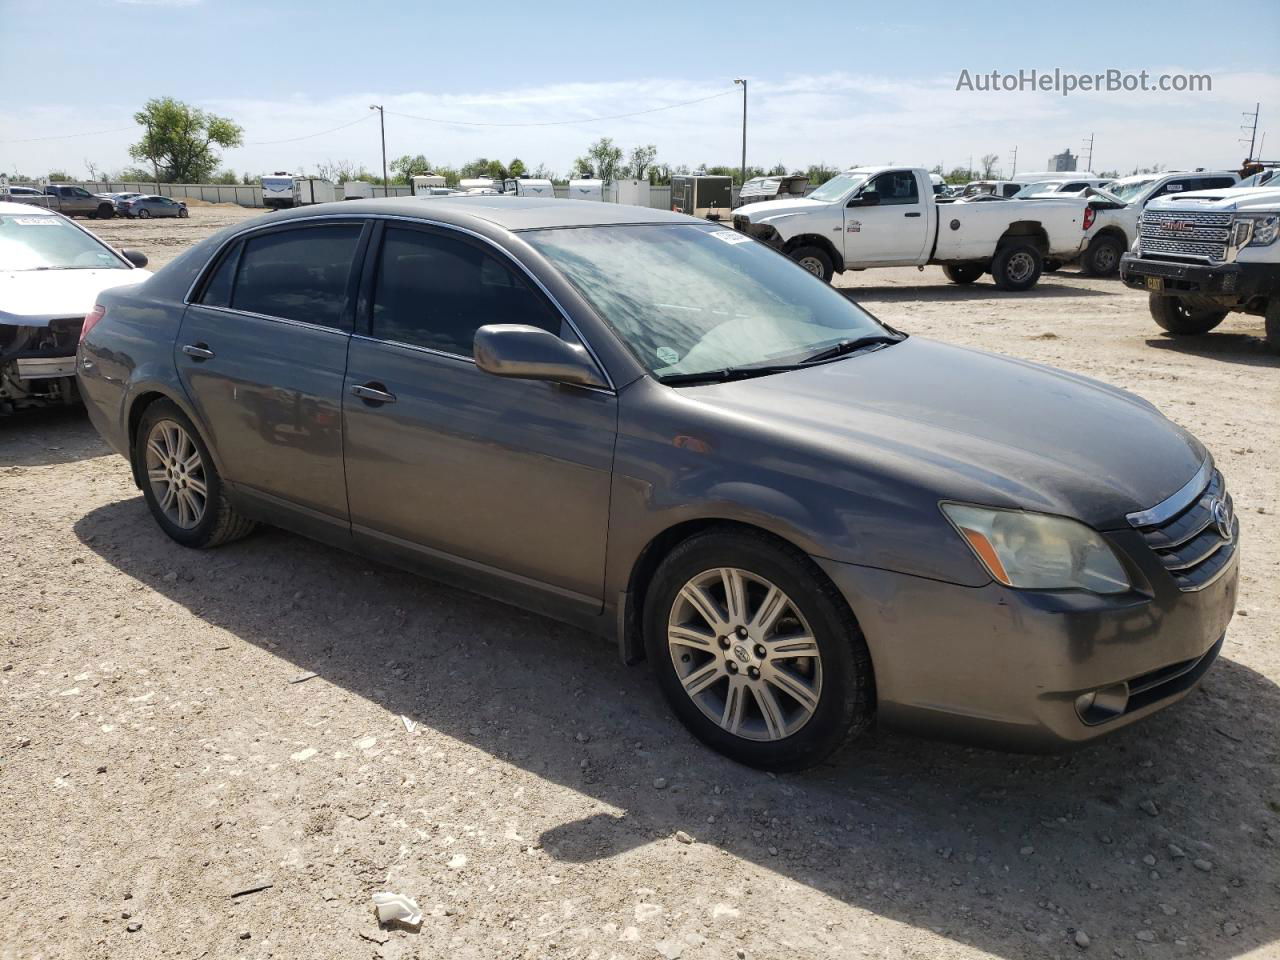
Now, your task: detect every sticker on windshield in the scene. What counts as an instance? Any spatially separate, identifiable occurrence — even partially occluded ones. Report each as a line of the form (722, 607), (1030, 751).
(9, 217), (60, 225)
(656, 346), (680, 366)
(708, 229), (752, 245)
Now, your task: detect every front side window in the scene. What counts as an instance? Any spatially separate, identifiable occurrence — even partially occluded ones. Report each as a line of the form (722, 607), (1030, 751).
(526, 224), (889, 378)
(0, 213), (127, 271)
(370, 226), (562, 356)
(866, 171), (920, 205)
(229, 224), (362, 328)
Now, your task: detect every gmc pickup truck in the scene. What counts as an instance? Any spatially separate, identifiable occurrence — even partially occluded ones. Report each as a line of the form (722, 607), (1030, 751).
(1120, 187), (1280, 350)
(0, 183), (116, 219)
(732, 166), (1099, 291)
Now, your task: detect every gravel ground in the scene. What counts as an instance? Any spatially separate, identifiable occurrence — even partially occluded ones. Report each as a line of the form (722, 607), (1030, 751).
(1, 206), (1277, 960)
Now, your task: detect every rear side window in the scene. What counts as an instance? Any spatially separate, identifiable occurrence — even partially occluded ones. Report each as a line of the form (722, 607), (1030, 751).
(369, 226), (562, 356)
(1199, 177), (1237, 190)
(229, 225), (362, 328)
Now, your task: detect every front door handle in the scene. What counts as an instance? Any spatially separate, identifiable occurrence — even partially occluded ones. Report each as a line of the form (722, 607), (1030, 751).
(351, 382), (397, 405)
(182, 343), (215, 360)
(904, 211), (922, 218)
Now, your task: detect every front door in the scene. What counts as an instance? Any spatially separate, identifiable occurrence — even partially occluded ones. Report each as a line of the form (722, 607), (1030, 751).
(842, 169), (930, 266)
(342, 222), (616, 609)
(176, 220), (367, 525)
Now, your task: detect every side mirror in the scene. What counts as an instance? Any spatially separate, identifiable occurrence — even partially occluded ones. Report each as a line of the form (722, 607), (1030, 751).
(474, 324), (608, 389)
(121, 248), (148, 268)
(851, 190), (880, 207)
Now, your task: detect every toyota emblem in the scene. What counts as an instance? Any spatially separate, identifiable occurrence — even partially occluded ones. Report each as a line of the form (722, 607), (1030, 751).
(1210, 497), (1233, 541)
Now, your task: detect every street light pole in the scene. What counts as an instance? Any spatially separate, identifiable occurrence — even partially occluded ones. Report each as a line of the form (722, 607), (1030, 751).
(734, 79), (747, 192)
(369, 104), (387, 196)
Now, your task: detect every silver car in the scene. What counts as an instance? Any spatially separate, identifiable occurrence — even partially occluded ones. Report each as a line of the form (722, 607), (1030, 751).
(119, 195), (188, 219)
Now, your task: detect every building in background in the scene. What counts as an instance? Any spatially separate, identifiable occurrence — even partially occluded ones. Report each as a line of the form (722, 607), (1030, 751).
(1048, 149), (1078, 172)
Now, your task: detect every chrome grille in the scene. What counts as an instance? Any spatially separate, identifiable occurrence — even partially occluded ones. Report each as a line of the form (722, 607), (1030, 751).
(1139, 211), (1231, 261)
(1129, 469), (1237, 591)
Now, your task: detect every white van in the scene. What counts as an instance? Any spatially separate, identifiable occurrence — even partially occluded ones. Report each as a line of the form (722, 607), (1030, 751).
(567, 179), (604, 201)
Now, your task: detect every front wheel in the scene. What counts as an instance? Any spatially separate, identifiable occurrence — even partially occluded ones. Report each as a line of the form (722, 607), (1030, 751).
(643, 528), (874, 771)
(137, 208), (151, 219)
(1266, 299), (1280, 352)
(134, 399), (255, 549)
(1149, 295), (1228, 335)
(943, 263), (984, 285)
(991, 242), (1043, 291)
(95, 203), (115, 219)
(789, 245), (834, 284)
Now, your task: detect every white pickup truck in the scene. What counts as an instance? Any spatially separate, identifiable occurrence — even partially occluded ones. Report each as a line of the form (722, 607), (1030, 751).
(732, 166), (1098, 290)
(1120, 186), (1280, 349)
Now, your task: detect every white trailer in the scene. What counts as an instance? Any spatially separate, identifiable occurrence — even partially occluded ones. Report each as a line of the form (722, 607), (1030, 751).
(568, 179), (604, 201)
(503, 178), (554, 197)
(342, 180), (374, 200)
(459, 177), (499, 194)
(261, 172), (295, 209)
(412, 174), (447, 195)
(608, 179), (649, 206)
(293, 177), (336, 206)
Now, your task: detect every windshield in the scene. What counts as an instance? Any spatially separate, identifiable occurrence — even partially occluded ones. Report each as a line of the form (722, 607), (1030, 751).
(525, 224), (889, 379)
(1012, 181), (1057, 198)
(0, 213), (126, 271)
(1238, 170), (1277, 188)
(807, 173), (869, 202)
(1106, 178), (1155, 203)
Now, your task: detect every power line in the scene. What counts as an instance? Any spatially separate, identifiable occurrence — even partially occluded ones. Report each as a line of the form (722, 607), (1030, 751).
(386, 89), (735, 128)
(0, 125), (135, 144)
(242, 113), (375, 146)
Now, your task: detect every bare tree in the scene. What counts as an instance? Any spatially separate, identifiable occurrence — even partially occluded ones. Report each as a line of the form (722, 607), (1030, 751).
(980, 153), (1000, 179)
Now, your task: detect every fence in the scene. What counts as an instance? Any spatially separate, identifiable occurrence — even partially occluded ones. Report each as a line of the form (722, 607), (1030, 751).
(7, 180), (683, 210)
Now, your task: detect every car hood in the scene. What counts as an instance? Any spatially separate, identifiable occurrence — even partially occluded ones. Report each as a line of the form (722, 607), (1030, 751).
(1146, 186), (1280, 213)
(685, 337), (1205, 529)
(734, 197), (832, 223)
(0, 268), (150, 326)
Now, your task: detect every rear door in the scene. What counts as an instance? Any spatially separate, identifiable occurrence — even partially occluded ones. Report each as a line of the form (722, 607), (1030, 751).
(177, 219), (369, 532)
(842, 169), (930, 265)
(342, 221), (616, 610)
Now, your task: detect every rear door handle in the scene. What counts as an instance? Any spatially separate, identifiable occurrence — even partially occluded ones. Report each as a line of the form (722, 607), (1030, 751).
(904, 212), (922, 218)
(350, 382), (397, 405)
(182, 343), (215, 360)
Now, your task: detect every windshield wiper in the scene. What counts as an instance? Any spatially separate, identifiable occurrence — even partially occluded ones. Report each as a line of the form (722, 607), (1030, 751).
(801, 334), (903, 365)
(658, 363), (805, 386)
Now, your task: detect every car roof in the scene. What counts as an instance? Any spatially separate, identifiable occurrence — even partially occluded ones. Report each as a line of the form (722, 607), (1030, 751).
(264, 196), (696, 231)
(0, 201), (60, 215)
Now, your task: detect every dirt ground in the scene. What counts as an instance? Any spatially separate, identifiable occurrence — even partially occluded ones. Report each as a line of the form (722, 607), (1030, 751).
(2, 205), (1277, 960)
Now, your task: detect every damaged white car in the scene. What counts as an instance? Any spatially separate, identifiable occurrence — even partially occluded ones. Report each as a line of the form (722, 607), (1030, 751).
(0, 202), (150, 414)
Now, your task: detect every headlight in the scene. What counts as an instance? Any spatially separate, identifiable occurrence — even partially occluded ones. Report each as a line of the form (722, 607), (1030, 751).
(940, 504), (1130, 594)
(1246, 214), (1278, 246)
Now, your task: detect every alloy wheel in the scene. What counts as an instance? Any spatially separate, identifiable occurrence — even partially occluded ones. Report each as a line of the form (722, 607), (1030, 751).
(667, 567), (823, 741)
(144, 420), (208, 530)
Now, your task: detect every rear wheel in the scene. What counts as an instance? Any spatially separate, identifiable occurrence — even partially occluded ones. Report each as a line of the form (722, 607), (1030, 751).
(1149, 295), (1228, 335)
(95, 203), (115, 219)
(134, 399), (255, 549)
(1082, 235), (1123, 277)
(789, 246), (834, 284)
(643, 528), (874, 771)
(943, 263), (983, 285)
(991, 242), (1043, 291)
(178, 206), (189, 218)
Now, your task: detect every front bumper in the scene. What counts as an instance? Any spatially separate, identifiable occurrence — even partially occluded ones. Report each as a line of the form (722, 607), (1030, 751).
(1120, 253), (1279, 301)
(732, 216), (784, 250)
(818, 534), (1238, 750)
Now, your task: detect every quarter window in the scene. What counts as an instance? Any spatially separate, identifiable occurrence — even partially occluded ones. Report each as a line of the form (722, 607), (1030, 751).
(228, 224), (362, 328)
(370, 226), (562, 356)
(199, 241), (241, 308)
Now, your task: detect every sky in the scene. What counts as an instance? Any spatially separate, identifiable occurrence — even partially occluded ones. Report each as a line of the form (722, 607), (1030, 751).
(2, 0), (1277, 182)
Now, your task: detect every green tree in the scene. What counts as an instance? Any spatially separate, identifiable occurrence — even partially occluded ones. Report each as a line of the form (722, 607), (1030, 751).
(389, 154), (434, 184)
(626, 144), (658, 181)
(129, 97), (243, 183)
(209, 169), (240, 185)
(580, 137), (623, 182)
(507, 158), (527, 178)
(805, 164), (840, 186)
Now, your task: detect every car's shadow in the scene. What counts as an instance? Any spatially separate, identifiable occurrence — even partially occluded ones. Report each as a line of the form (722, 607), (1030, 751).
(838, 279), (1116, 304)
(1145, 332), (1280, 367)
(0, 406), (109, 467)
(74, 498), (1280, 959)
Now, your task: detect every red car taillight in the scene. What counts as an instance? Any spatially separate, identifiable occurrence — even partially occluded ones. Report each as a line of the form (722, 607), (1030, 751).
(1083, 206), (1096, 231)
(81, 304), (106, 343)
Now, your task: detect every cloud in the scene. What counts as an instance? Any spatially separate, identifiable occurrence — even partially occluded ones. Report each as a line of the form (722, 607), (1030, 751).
(112, 0), (202, 6)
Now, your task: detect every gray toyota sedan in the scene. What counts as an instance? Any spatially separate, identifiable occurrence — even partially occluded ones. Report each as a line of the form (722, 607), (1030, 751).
(77, 197), (1239, 770)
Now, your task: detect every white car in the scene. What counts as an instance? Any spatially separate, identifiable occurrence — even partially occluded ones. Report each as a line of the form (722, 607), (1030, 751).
(0, 203), (150, 413)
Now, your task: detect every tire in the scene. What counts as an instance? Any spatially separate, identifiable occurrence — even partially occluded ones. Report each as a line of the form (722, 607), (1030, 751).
(1082, 235), (1123, 277)
(1149, 295), (1228, 335)
(1043, 260), (1062, 273)
(789, 245), (834, 284)
(138, 208), (151, 219)
(96, 203), (115, 220)
(643, 527), (874, 771)
(991, 242), (1043, 291)
(1266, 299), (1280, 352)
(943, 263), (983, 285)
(178, 207), (189, 218)
(133, 399), (255, 549)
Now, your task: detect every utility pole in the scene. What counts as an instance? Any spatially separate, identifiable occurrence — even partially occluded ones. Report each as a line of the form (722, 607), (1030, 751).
(1009, 145), (1018, 177)
(734, 79), (747, 191)
(1081, 133), (1095, 172)
(1241, 103), (1260, 162)
(369, 104), (387, 195)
